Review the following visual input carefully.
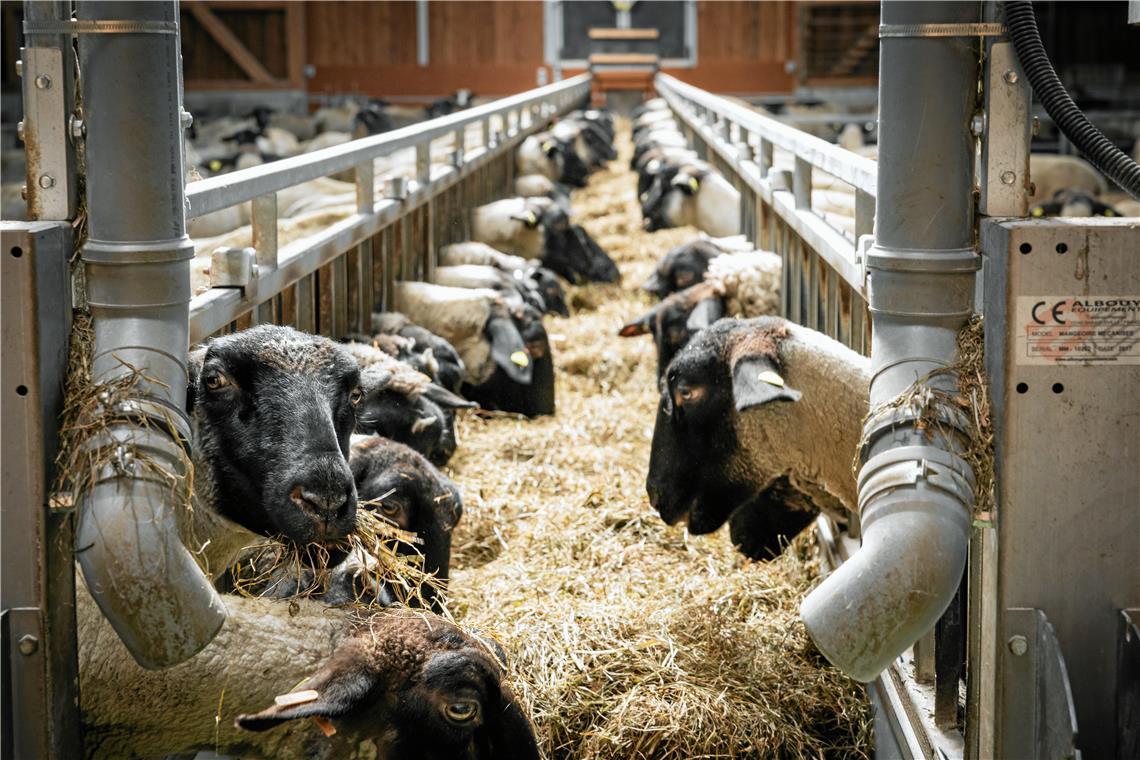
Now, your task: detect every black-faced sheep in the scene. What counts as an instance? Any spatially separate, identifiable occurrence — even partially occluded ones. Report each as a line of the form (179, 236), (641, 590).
(471, 197), (619, 284)
(371, 311), (468, 395)
(641, 161), (742, 237)
(81, 598), (538, 759)
(640, 238), (726, 297)
(647, 317), (866, 559)
(621, 250), (782, 377)
(1029, 187), (1122, 217)
(516, 131), (589, 187)
(438, 242), (570, 317)
(390, 283), (555, 416)
(431, 264), (547, 315)
(341, 342), (474, 466)
(347, 434), (462, 609)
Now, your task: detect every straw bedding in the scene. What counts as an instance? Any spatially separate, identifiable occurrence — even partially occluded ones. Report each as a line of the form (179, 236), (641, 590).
(443, 123), (872, 758)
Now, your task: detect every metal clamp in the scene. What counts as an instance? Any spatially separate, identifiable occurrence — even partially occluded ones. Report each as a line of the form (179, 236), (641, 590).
(879, 23), (1006, 39)
(23, 19), (178, 36)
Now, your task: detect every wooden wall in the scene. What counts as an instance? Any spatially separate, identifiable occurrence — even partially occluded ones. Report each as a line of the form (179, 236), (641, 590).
(670, 1), (799, 93)
(305, 1), (549, 99)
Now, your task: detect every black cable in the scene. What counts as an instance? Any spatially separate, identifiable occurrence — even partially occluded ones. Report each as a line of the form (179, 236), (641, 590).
(1005, 0), (1140, 199)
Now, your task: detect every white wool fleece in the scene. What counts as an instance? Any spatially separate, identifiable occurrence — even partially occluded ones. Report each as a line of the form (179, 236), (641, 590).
(471, 198), (546, 259)
(439, 241), (530, 272)
(393, 281), (502, 385)
(705, 249), (782, 318)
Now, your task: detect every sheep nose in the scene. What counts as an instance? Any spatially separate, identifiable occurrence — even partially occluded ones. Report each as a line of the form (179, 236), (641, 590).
(646, 482), (661, 509)
(290, 485), (353, 521)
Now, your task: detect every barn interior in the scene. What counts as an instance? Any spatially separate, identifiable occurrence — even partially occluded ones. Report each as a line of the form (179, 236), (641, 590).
(2, 3), (1138, 760)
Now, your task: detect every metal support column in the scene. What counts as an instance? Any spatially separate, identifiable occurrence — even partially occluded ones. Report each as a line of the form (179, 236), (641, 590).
(801, 0), (981, 683)
(75, 0), (225, 669)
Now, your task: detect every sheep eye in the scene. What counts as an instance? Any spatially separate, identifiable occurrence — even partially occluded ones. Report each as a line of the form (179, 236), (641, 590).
(443, 700), (479, 724)
(378, 501), (401, 517)
(203, 372), (229, 391)
(674, 382), (705, 407)
(349, 387), (364, 405)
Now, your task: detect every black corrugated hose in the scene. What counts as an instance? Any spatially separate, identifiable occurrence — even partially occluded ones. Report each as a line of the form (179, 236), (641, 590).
(1005, 0), (1140, 199)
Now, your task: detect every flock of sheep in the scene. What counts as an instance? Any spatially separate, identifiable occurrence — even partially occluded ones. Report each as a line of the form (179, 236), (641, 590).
(67, 89), (1138, 759)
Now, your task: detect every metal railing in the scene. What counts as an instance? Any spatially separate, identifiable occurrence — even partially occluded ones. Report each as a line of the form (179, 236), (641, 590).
(654, 73), (875, 355)
(183, 74), (592, 343)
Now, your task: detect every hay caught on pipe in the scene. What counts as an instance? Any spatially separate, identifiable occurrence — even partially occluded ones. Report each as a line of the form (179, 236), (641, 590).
(443, 119), (872, 758)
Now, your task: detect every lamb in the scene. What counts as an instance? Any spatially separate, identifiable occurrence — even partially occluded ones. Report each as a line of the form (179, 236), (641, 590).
(82, 597), (539, 759)
(471, 197), (619, 284)
(641, 161), (742, 237)
(621, 250), (782, 376)
(646, 316), (866, 560)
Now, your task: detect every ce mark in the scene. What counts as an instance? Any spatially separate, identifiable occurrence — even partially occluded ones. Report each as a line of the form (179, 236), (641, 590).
(1032, 300), (1067, 325)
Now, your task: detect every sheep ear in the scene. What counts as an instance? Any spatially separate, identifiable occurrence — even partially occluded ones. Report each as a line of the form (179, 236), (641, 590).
(685, 297), (724, 333)
(433, 479), (463, 532)
(731, 357), (801, 412)
(509, 211), (540, 230)
(235, 663), (377, 732)
(422, 383), (477, 410)
(618, 313), (651, 338)
(486, 316), (533, 385)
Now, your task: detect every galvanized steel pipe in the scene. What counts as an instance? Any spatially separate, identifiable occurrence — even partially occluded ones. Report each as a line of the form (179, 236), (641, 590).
(76, 0), (225, 668)
(800, 0), (980, 683)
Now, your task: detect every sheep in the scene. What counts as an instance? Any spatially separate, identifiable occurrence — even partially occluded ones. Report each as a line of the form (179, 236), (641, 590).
(635, 147), (700, 197)
(81, 598), (539, 759)
(631, 127), (689, 169)
(516, 131), (589, 187)
(1029, 187), (1123, 218)
(341, 343), (475, 466)
(641, 161), (742, 238)
(550, 115), (617, 169)
(514, 173), (572, 211)
(371, 312), (468, 394)
(646, 316), (866, 560)
(633, 97), (669, 118)
(347, 434), (462, 609)
(471, 197), (619, 284)
(640, 238), (727, 297)
(621, 250), (782, 377)
(439, 241), (530, 272)
(1028, 154), (1107, 205)
(431, 264), (547, 314)
(392, 282), (532, 388)
(463, 301), (556, 418)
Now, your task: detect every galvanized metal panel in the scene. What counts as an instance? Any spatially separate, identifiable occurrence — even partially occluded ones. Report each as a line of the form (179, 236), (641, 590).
(983, 218), (1140, 759)
(0, 221), (82, 759)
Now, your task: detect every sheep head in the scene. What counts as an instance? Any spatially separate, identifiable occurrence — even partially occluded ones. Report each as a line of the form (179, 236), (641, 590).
(646, 317), (825, 559)
(189, 325), (360, 545)
(235, 610), (540, 760)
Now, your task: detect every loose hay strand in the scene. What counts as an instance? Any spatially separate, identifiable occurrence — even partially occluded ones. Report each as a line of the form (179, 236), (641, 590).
(444, 119), (872, 759)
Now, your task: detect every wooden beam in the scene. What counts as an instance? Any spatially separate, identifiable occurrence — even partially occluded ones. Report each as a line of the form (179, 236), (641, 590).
(285, 2), (306, 89)
(589, 27), (659, 40)
(588, 53), (659, 65)
(186, 2), (275, 84)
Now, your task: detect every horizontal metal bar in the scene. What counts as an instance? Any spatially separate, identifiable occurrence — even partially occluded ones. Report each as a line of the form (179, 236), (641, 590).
(658, 81), (866, 296)
(655, 73), (877, 196)
(189, 134), (503, 342)
(186, 74), (590, 218)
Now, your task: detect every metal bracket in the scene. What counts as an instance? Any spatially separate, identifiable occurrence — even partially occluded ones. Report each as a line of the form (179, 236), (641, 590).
(21, 47), (72, 221)
(980, 41), (1031, 216)
(23, 19), (178, 35)
(879, 23), (1006, 38)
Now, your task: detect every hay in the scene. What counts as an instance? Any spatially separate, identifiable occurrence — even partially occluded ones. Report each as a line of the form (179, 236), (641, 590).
(443, 120), (872, 758)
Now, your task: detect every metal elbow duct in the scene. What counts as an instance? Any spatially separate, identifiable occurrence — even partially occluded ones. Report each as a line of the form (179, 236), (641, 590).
(74, 0), (224, 668)
(799, 0), (981, 683)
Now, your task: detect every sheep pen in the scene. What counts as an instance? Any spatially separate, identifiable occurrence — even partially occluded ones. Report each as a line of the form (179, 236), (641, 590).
(443, 123), (873, 759)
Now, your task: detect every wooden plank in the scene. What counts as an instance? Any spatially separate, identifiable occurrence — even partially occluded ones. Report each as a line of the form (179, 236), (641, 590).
(285, 2), (305, 88)
(589, 27), (659, 40)
(186, 2), (275, 84)
(589, 53), (659, 65)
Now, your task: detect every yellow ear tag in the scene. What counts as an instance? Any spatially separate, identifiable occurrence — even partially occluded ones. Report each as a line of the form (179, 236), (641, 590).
(541, 140), (555, 152)
(1104, 209), (1115, 216)
(525, 211), (538, 226)
(688, 177), (700, 192)
(510, 350), (530, 367)
(757, 370), (785, 387)
(1031, 206), (1044, 217)
(209, 159), (222, 171)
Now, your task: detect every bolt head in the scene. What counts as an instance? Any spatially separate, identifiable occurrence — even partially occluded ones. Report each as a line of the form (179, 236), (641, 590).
(1008, 635), (1028, 656)
(1032, 116), (1041, 137)
(16, 120), (25, 142)
(39, 175), (55, 189)
(1004, 69), (1019, 84)
(20, 185), (27, 201)
(180, 109), (194, 129)
(971, 114), (985, 137)
(1000, 171), (1016, 185)
(34, 74), (52, 90)
(70, 118), (85, 140)
(17, 635), (38, 656)
(15, 59), (23, 78)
